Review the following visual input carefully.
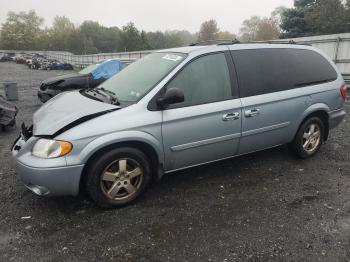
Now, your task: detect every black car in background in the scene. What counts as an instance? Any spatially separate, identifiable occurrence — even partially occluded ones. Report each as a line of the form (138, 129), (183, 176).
(38, 59), (124, 102)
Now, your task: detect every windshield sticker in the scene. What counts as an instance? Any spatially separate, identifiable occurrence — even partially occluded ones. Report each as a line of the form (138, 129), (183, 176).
(129, 91), (141, 98)
(162, 54), (183, 62)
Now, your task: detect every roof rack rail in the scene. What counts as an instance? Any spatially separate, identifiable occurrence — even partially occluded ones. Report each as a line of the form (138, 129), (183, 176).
(247, 40), (312, 46)
(188, 39), (311, 47)
(189, 39), (240, 46)
(217, 39), (241, 45)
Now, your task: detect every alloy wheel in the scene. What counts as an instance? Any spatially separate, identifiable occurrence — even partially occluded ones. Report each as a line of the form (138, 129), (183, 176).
(302, 123), (321, 153)
(100, 158), (144, 200)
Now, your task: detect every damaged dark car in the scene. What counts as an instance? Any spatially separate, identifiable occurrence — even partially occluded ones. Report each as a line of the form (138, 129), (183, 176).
(37, 59), (124, 102)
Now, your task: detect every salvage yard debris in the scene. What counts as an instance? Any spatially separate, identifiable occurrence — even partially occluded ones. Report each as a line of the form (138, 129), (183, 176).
(0, 52), (74, 71)
(0, 95), (17, 131)
(38, 59), (124, 103)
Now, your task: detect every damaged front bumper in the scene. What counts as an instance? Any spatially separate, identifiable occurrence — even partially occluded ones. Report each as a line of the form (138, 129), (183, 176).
(14, 160), (84, 196)
(12, 127), (84, 196)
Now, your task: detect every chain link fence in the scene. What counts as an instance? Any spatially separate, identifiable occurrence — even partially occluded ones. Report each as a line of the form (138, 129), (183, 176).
(41, 50), (152, 68)
(3, 33), (350, 75)
(0, 49), (153, 68)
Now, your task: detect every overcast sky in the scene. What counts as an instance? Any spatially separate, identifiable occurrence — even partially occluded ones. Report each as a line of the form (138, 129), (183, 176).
(0, 0), (293, 33)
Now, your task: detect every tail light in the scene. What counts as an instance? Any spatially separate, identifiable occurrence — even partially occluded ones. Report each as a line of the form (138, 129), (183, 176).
(340, 83), (347, 99)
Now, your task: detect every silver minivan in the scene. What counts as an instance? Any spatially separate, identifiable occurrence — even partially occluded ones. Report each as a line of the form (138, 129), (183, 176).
(12, 43), (347, 208)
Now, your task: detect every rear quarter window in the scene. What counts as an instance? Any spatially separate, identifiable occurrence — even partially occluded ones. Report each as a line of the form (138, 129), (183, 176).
(231, 48), (338, 98)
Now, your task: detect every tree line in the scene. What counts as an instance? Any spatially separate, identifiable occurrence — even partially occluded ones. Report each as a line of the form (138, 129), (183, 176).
(0, 0), (349, 54)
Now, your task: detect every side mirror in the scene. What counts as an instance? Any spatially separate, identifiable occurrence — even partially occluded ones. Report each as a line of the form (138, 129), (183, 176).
(156, 88), (184, 107)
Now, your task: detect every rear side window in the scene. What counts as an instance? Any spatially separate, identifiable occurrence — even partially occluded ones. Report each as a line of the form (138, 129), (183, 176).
(231, 48), (338, 98)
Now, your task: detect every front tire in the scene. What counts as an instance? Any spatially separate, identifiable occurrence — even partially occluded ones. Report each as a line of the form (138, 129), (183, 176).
(291, 117), (325, 159)
(85, 147), (152, 209)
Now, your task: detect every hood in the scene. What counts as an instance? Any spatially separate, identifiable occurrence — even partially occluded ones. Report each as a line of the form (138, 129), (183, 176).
(42, 73), (84, 85)
(33, 91), (119, 136)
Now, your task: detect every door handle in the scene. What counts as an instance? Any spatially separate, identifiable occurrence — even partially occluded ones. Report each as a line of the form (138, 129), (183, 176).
(222, 112), (240, 121)
(245, 109), (260, 117)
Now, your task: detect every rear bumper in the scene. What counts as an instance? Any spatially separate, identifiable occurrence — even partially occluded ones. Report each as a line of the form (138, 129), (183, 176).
(329, 109), (346, 129)
(14, 160), (84, 196)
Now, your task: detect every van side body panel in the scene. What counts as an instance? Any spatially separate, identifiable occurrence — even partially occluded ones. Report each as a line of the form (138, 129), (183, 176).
(11, 44), (346, 197)
(229, 45), (345, 154)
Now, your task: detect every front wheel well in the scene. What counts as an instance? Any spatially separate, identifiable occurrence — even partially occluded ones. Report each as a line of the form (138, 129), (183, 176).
(79, 141), (160, 193)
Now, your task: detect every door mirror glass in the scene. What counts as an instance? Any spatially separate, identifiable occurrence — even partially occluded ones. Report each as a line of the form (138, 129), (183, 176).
(157, 87), (184, 107)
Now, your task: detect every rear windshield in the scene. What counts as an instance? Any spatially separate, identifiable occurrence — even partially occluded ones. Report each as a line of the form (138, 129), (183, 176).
(231, 48), (338, 98)
(99, 52), (186, 102)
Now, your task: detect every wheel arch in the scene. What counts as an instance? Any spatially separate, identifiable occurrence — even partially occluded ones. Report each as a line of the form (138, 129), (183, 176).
(298, 103), (330, 141)
(78, 132), (164, 192)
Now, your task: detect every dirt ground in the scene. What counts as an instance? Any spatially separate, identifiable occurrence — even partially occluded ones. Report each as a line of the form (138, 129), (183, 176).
(0, 62), (350, 262)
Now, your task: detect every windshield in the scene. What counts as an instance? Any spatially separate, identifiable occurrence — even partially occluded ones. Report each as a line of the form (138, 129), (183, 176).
(99, 53), (186, 102)
(79, 63), (99, 75)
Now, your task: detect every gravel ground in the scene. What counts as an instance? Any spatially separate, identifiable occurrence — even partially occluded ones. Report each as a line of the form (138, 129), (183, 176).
(0, 62), (350, 262)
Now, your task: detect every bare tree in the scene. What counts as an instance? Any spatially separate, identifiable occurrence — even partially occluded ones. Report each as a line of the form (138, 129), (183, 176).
(239, 16), (261, 41)
(256, 18), (280, 41)
(199, 19), (219, 41)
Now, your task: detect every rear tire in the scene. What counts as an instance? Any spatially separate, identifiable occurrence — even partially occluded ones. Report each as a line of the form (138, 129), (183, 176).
(290, 117), (325, 159)
(85, 147), (152, 209)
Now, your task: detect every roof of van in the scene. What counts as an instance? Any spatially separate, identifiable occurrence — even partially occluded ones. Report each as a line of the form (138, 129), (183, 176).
(158, 43), (312, 54)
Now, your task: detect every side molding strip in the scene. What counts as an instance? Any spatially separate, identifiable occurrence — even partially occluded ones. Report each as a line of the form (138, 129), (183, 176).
(170, 122), (290, 152)
(242, 122), (290, 137)
(171, 133), (241, 152)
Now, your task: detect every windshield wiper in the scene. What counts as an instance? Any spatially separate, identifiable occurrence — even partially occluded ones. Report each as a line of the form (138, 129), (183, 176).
(81, 89), (106, 103)
(97, 87), (116, 97)
(96, 87), (120, 105)
(84, 87), (119, 105)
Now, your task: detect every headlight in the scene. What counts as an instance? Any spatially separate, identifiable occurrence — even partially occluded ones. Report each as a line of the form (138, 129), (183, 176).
(32, 139), (73, 158)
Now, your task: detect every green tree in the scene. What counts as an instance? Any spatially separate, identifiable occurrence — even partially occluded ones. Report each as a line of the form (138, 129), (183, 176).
(0, 11), (211, 53)
(65, 29), (97, 54)
(80, 21), (121, 53)
(146, 30), (197, 49)
(281, 0), (349, 38)
(0, 10), (44, 50)
(47, 16), (75, 51)
(119, 22), (149, 51)
(146, 31), (168, 49)
(198, 19), (219, 41)
(280, 8), (309, 38)
(310, 0), (348, 34)
(163, 31), (184, 47)
(168, 30), (197, 45)
(271, 6), (288, 26)
(102, 27), (122, 52)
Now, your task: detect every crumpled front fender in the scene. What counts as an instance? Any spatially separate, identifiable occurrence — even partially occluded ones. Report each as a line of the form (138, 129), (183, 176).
(65, 130), (164, 166)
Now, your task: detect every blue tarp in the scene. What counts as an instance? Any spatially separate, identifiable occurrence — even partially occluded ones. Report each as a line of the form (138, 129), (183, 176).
(91, 59), (123, 80)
